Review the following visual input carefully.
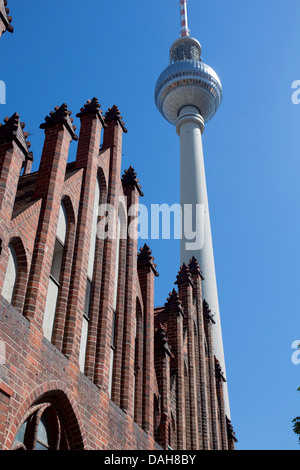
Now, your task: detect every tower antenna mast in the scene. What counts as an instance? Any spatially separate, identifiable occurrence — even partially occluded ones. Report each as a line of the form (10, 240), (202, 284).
(179, 0), (190, 37)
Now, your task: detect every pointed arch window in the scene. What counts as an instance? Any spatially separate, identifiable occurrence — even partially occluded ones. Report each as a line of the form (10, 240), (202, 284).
(43, 203), (67, 341)
(79, 177), (101, 373)
(169, 413), (176, 450)
(133, 298), (143, 423)
(113, 215), (121, 311)
(35, 416), (50, 450)
(12, 403), (72, 450)
(109, 215), (121, 397)
(2, 243), (18, 304)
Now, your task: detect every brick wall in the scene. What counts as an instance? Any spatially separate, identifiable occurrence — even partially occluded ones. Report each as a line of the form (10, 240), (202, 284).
(0, 98), (237, 450)
(0, 300), (160, 450)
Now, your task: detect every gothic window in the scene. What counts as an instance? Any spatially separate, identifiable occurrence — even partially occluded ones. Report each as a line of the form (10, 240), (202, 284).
(109, 216), (121, 397)
(170, 413), (176, 450)
(109, 310), (116, 398)
(168, 423), (172, 450)
(113, 216), (121, 311)
(12, 403), (71, 450)
(35, 416), (50, 450)
(84, 279), (92, 319)
(134, 298), (143, 423)
(153, 394), (161, 443)
(43, 203), (67, 341)
(184, 363), (191, 449)
(79, 177), (100, 373)
(132, 312), (138, 413)
(1, 243), (18, 304)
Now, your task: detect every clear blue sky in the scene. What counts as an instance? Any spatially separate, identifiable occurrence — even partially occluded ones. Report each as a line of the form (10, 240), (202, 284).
(2, 0), (300, 450)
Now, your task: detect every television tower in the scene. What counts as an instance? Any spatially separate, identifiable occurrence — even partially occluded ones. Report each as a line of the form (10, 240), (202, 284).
(155, 0), (230, 416)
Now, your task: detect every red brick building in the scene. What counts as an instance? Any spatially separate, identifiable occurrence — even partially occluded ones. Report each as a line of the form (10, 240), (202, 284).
(0, 2), (236, 451)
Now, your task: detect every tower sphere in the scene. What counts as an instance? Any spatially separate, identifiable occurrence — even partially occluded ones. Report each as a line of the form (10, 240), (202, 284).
(155, 36), (222, 126)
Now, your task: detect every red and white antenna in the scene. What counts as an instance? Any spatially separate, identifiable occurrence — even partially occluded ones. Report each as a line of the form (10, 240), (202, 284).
(179, 0), (190, 37)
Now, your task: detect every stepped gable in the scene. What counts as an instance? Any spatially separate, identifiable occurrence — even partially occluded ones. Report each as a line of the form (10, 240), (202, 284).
(188, 256), (204, 280)
(40, 103), (78, 141)
(12, 171), (37, 218)
(121, 166), (144, 196)
(137, 244), (159, 277)
(12, 162), (79, 218)
(76, 97), (106, 126)
(0, 113), (32, 157)
(0, 0), (13, 33)
(104, 105), (127, 133)
(175, 262), (193, 287)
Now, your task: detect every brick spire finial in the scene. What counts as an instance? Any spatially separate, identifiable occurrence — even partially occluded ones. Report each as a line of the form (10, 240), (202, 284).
(214, 356), (226, 382)
(164, 288), (184, 316)
(76, 97), (106, 126)
(175, 263), (193, 286)
(0, 113), (32, 157)
(40, 103), (78, 141)
(188, 256), (204, 280)
(0, 0), (13, 33)
(226, 416), (238, 443)
(104, 105), (127, 133)
(154, 324), (172, 357)
(137, 244), (159, 277)
(121, 166), (144, 196)
(203, 299), (216, 324)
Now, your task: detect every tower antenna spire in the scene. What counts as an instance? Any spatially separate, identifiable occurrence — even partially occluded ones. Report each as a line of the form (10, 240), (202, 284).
(179, 0), (190, 37)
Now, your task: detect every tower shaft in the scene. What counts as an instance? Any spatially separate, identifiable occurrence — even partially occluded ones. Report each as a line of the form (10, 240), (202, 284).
(176, 105), (230, 417)
(155, 0), (231, 421)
